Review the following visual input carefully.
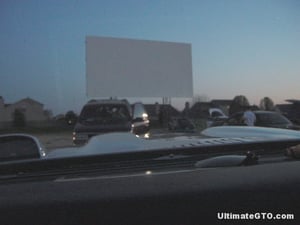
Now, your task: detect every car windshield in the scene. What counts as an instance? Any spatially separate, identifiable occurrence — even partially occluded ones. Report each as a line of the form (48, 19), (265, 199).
(0, 1), (299, 156)
(0, 135), (40, 161)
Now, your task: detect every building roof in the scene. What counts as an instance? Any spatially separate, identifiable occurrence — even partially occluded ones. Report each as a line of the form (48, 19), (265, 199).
(86, 99), (129, 106)
(14, 97), (44, 106)
(0, 97), (44, 108)
(286, 99), (300, 105)
(211, 99), (233, 105)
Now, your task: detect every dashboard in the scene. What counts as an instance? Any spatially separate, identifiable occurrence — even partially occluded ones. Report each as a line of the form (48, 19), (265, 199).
(0, 159), (299, 225)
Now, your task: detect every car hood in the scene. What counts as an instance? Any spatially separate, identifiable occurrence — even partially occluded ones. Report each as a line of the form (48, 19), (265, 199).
(46, 126), (300, 159)
(202, 126), (300, 138)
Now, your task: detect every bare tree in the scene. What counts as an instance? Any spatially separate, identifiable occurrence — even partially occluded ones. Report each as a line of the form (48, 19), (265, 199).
(192, 94), (209, 104)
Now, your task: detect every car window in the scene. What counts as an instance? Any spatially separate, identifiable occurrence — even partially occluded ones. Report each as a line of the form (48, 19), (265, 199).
(211, 111), (222, 118)
(80, 104), (131, 123)
(0, 136), (40, 161)
(1, 3), (300, 223)
(0, 1), (299, 151)
(256, 113), (291, 125)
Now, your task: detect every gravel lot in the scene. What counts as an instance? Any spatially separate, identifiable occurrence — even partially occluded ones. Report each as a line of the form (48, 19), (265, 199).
(35, 132), (74, 150)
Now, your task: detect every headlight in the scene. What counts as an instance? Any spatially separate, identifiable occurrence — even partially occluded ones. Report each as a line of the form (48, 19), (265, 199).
(142, 113), (148, 119)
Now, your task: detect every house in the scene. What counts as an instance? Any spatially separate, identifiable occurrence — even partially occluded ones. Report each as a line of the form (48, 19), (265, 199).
(0, 96), (50, 128)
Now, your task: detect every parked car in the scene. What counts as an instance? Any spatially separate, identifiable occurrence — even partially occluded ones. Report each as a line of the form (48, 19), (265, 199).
(0, 134), (46, 161)
(212, 110), (300, 130)
(206, 108), (228, 127)
(73, 100), (150, 145)
(168, 117), (196, 132)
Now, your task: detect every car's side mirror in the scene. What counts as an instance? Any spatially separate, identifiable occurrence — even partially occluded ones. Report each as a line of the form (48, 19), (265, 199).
(0, 134), (45, 162)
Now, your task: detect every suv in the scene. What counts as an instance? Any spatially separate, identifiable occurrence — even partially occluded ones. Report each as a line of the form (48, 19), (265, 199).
(73, 100), (149, 145)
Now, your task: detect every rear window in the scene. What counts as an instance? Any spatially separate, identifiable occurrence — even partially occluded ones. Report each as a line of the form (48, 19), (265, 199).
(211, 111), (223, 117)
(256, 113), (291, 125)
(79, 104), (131, 124)
(0, 136), (40, 161)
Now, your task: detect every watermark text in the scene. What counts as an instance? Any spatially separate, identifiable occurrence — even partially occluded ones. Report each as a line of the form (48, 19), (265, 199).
(217, 212), (294, 221)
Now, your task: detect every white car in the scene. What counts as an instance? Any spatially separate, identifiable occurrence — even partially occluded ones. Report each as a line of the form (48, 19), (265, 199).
(206, 108), (228, 127)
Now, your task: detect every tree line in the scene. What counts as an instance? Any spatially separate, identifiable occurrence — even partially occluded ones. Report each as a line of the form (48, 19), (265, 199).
(229, 95), (275, 115)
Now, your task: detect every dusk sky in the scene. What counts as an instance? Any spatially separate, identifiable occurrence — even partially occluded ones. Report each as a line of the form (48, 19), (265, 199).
(0, 0), (299, 114)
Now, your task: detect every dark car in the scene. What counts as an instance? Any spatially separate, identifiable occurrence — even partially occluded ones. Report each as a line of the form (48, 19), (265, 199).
(0, 134), (46, 161)
(212, 111), (300, 130)
(73, 100), (149, 144)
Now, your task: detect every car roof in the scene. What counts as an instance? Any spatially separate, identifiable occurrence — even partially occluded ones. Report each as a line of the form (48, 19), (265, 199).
(231, 110), (281, 117)
(234, 110), (279, 114)
(85, 99), (130, 106)
(253, 110), (279, 114)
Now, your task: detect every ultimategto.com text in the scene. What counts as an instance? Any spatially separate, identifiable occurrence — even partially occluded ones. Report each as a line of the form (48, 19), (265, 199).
(217, 212), (294, 221)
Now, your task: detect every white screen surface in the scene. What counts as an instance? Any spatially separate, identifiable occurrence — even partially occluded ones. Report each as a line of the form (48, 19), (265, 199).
(86, 36), (193, 98)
